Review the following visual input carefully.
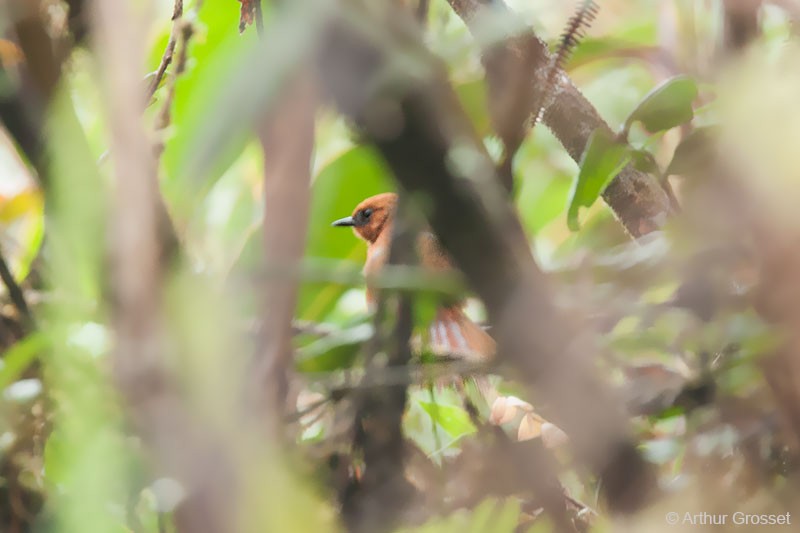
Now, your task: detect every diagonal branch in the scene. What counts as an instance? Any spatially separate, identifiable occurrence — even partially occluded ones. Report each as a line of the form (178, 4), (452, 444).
(447, 0), (672, 238)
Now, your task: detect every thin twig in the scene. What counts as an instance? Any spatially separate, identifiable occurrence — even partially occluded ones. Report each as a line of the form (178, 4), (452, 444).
(0, 244), (33, 328)
(145, 0), (184, 104)
(155, 15), (194, 132)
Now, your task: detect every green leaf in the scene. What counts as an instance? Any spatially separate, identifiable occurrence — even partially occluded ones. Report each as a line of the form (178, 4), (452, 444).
(0, 333), (46, 389)
(516, 172), (573, 235)
(630, 148), (660, 174)
(0, 189), (45, 281)
(567, 130), (631, 231)
(162, 2), (321, 222)
(454, 79), (491, 138)
(625, 75), (698, 133)
(418, 400), (476, 438)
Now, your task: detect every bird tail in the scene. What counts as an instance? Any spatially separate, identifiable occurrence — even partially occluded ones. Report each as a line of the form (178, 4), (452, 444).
(426, 307), (496, 362)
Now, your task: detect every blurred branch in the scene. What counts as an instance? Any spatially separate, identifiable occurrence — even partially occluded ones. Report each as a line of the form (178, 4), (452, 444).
(64, 0), (89, 45)
(0, 245), (32, 329)
(342, 197), (416, 532)
(723, 0), (762, 52)
(251, 69), (317, 427)
(0, 0), (65, 188)
(319, 3), (656, 515)
(92, 1), (232, 532)
(446, 0), (672, 237)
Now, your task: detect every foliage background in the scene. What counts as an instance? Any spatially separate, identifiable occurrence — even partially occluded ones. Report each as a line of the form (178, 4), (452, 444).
(2, 0), (800, 532)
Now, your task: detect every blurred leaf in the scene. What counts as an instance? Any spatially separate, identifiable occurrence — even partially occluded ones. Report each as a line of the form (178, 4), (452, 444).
(297, 146), (393, 321)
(401, 498), (520, 533)
(162, 1), (321, 222)
(469, 498), (520, 533)
(0, 189), (41, 223)
(566, 18), (658, 70)
(418, 400), (476, 438)
(665, 125), (719, 176)
(516, 173), (572, 235)
(624, 76), (698, 134)
(630, 148), (660, 174)
(295, 322), (373, 372)
(0, 188), (45, 281)
(413, 293), (440, 337)
(455, 79), (491, 138)
(567, 130), (631, 231)
(0, 333), (46, 390)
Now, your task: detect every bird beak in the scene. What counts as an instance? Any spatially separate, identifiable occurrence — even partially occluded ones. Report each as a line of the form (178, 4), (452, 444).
(331, 216), (355, 227)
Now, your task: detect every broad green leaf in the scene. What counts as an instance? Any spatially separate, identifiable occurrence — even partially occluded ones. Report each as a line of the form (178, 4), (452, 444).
(418, 400), (476, 438)
(297, 146), (393, 321)
(624, 75), (698, 133)
(567, 130), (631, 231)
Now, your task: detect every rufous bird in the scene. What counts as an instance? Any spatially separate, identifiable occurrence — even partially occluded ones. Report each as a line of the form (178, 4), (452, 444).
(332, 192), (495, 362)
(331, 193), (569, 447)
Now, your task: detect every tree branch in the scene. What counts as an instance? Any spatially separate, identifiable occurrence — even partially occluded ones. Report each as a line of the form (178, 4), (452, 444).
(447, 0), (672, 237)
(342, 197), (416, 532)
(92, 1), (233, 531)
(251, 68), (317, 427)
(318, 4), (656, 515)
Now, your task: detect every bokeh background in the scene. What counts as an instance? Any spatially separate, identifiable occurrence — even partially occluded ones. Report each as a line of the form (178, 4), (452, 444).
(2, 0), (800, 531)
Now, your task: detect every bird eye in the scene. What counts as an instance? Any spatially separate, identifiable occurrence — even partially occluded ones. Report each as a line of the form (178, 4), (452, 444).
(361, 208), (373, 219)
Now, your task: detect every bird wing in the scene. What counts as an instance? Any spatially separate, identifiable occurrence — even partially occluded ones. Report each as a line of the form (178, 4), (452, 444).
(414, 232), (495, 361)
(426, 306), (496, 362)
(416, 231), (454, 273)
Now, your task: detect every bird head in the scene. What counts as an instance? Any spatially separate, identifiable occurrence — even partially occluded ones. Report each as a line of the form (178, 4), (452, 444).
(331, 192), (397, 243)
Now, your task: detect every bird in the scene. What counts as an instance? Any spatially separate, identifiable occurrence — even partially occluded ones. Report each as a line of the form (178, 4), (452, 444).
(331, 194), (570, 448)
(331, 192), (495, 363)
